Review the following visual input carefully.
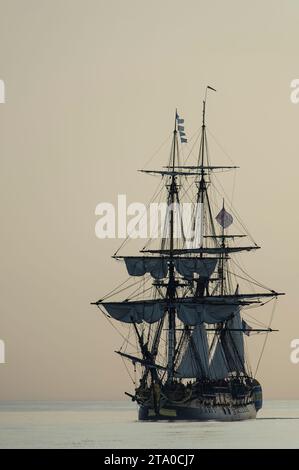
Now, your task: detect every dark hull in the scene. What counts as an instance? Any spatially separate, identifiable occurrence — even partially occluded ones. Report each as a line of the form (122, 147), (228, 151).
(138, 401), (257, 421)
(136, 381), (262, 421)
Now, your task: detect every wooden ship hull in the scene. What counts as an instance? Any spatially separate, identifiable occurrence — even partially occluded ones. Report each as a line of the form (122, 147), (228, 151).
(139, 402), (257, 421)
(138, 382), (262, 421)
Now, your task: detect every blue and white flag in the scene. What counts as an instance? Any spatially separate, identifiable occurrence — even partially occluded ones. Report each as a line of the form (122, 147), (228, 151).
(176, 112), (188, 143)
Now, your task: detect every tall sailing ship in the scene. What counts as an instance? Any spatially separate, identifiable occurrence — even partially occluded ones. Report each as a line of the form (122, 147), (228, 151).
(92, 89), (284, 421)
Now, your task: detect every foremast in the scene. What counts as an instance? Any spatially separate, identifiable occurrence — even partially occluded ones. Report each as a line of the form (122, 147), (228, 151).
(196, 97), (207, 250)
(166, 111), (179, 381)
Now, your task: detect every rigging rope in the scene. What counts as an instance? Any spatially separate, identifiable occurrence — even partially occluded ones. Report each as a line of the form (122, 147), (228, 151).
(142, 133), (172, 169)
(226, 269), (272, 292)
(121, 356), (136, 385)
(113, 177), (165, 256)
(230, 257), (274, 292)
(127, 284), (153, 301)
(206, 127), (236, 165)
(100, 277), (131, 301)
(100, 277), (149, 301)
(182, 128), (201, 164)
(210, 172), (257, 245)
(254, 298), (277, 377)
(98, 306), (137, 349)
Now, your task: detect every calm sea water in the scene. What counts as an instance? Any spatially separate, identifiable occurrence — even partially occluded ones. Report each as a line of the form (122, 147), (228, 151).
(0, 400), (298, 449)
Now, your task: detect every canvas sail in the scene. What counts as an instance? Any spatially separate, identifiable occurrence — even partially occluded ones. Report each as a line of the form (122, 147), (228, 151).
(174, 258), (217, 280)
(176, 324), (210, 378)
(210, 308), (245, 379)
(101, 301), (165, 324)
(209, 338), (229, 380)
(222, 307), (245, 373)
(124, 257), (168, 279)
(100, 299), (238, 325)
(123, 257), (217, 280)
(176, 302), (237, 325)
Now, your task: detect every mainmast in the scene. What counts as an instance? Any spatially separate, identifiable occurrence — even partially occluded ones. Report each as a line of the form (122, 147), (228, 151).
(220, 199), (226, 295)
(193, 99), (206, 250)
(166, 111), (178, 381)
(200, 98), (206, 168)
(194, 92), (211, 297)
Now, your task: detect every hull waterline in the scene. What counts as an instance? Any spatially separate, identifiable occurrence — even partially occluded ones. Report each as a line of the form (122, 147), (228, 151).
(138, 401), (257, 421)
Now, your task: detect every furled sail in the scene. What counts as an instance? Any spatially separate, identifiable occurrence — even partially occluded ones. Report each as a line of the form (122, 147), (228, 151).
(174, 258), (217, 280)
(99, 298), (238, 325)
(124, 257), (168, 280)
(176, 325), (210, 378)
(122, 256), (217, 280)
(176, 303), (237, 325)
(210, 308), (245, 379)
(101, 301), (165, 324)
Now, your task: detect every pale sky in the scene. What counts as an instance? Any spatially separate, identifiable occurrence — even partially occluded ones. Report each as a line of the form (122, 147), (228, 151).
(0, 0), (298, 400)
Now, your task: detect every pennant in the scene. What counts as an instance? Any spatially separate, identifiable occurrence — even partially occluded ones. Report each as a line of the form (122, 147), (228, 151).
(207, 85), (217, 92)
(176, 111), (187, 143)
(216, 207), (233, 228)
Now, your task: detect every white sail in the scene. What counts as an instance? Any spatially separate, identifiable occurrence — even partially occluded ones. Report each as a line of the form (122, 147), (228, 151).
(176, 324), (209, 378)
(210, 308), (245, 379)
(192, 202), (204, 248)
(209, 339), (229, 380)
